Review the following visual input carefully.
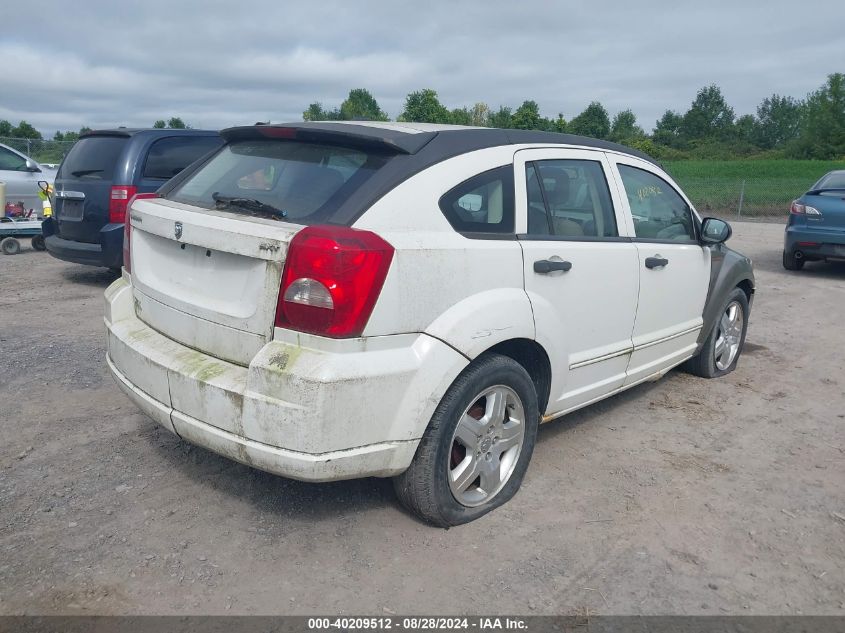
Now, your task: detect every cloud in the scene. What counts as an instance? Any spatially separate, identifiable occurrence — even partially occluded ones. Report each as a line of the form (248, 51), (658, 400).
(1, 0), (842, 134)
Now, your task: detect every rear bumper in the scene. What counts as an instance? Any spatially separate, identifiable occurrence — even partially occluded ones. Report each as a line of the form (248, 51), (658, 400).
(104, 276), (468, 482)
(107, 354), (420, 481)
(43, 218), (123, 268)
(785, 224), (845, 258)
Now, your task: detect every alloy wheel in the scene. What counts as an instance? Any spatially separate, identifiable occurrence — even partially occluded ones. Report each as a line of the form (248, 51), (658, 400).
(447, 385), (525, 507)
(714, 300), (744, 371)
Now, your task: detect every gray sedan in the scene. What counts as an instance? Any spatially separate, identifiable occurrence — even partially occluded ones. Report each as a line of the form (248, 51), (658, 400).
(0, 142), (57, 216)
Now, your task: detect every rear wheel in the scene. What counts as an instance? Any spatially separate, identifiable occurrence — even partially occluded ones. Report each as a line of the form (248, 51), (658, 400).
(685, 287), (749, 378)
(31, 235), (46, 251)
(1, 237), (21, 255)
(782, 249), (804, 271)
(394, 354), (539, 527)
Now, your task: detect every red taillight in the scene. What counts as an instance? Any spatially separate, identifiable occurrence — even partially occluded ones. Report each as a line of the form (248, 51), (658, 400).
(790, 200), (821, 216)
(275, 225), (394, 338)
(122, 192), (158, 273)
(109, 185), (138, 223)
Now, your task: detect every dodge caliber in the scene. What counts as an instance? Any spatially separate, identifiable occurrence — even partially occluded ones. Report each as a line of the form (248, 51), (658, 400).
(105, 122), (755, 526)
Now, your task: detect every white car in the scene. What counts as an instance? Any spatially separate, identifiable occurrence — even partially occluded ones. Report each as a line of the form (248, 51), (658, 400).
(105, 122), (755, 526)
(0, 142), (57, 214)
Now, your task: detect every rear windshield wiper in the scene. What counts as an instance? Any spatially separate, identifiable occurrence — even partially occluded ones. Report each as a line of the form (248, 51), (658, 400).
(212, 192), (287, 218)
(70, 169), (104, 177)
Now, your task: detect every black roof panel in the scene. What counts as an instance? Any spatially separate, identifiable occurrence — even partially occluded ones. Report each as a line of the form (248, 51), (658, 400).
(221, 122), (659, 165)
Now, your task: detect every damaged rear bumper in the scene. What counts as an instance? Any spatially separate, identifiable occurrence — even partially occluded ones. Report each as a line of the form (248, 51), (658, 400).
(104, 275), (467, 482)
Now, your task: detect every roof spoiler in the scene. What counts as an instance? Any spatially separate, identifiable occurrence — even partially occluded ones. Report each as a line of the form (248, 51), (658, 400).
(222, 123), (437, 155)
(807, 187), (845, 196)
(79, 130), (133, 139)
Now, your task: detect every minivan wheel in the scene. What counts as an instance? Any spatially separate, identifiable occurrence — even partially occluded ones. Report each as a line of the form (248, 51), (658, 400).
(393, 354), (539, 527)
(31, 235), (46, 251)
(782, 249), (804, 271)
(685, 287), (749, 378)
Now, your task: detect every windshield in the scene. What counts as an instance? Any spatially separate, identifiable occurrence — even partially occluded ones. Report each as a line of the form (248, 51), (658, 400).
(167, 139), (389, 223)
(58, 136), (127, 180)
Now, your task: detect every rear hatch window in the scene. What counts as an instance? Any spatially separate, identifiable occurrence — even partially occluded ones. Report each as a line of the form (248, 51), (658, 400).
(165, 139), (389, 224)
(58, 136), (127, 181)
(815, 173), (845, 190)
(142, 135), (223, 179)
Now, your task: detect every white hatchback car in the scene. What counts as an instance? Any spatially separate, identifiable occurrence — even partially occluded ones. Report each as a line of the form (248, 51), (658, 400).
(105, 122), (754, 526)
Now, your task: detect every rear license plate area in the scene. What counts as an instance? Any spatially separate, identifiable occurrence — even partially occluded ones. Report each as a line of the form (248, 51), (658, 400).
(61, 200), (84, 220)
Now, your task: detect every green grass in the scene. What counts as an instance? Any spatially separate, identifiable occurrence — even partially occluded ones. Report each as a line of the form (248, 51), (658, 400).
(663, 159), (845, 216)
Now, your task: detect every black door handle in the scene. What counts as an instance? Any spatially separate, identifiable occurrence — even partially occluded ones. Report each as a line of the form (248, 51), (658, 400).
(645, 256), (669, 269)
(534, 259), (572, 274)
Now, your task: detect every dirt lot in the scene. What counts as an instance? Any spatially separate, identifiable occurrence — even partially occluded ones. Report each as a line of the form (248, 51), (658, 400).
(1, 221), (843, 616)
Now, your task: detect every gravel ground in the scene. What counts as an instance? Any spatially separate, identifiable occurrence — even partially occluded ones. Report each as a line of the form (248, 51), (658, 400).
(1, 221), (843, 616)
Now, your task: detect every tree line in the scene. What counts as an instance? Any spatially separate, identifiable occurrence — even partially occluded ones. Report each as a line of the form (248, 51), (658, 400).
(3, 74), (841, 161)
(0, 117), (190, 146)
(303, 74), (845, 160)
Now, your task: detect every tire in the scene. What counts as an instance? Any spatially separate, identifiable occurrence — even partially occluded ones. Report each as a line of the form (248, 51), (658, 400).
(31, 234), (46, 251)
(393, 354), (539, 527)
(782, 249), (804, 271)
(685, 287), (749, 378)
(1, 237), (21, 255)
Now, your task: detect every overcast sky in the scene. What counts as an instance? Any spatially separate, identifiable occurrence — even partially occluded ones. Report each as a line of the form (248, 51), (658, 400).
(2, 0), (843, 136)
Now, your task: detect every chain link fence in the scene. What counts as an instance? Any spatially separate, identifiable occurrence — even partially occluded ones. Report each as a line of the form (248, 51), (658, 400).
(672, 176), (799, 219)
(0, 136), (76, 167)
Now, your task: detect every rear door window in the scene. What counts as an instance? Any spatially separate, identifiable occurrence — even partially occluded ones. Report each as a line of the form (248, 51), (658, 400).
(142, 136), (223, 180)
(525, 159), (618, 238)
(167, 139), (389, 223)
(58, 136), (127, 180)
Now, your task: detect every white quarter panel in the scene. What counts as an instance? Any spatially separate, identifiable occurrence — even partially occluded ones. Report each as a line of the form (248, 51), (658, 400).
(355, 147), (532, 356)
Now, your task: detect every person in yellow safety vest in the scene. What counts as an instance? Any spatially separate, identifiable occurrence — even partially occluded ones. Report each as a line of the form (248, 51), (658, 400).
(38, 183), (53, 217)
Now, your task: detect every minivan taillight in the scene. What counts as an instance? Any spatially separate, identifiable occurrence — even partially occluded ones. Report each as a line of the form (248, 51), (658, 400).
(122, 193), (158, 273)
(109, 185), (138, 223)
(275, 226), (394, 338)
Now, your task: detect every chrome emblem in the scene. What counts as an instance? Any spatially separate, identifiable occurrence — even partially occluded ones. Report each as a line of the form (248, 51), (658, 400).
(174, 221), (183, 240)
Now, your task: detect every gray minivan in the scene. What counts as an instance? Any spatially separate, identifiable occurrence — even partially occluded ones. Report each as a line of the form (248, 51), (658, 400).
(43, 128), (222, 270)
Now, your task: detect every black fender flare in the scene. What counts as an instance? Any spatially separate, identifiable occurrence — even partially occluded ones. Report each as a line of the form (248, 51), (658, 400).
(698, 244), (755, 347)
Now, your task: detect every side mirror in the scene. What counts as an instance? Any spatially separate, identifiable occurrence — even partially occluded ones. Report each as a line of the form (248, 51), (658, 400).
(25, 159), (41, 173)
(700, 217), (732, 244)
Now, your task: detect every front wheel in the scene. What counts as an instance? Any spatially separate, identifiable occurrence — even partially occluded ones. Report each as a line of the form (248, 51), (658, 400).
(685, 288), (749, 378)
(394, 354), (539, 527)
